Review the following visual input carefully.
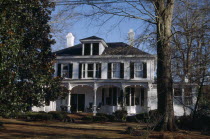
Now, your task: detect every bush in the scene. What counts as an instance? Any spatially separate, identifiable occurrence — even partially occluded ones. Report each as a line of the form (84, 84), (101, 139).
(24, 112), (53, 121)
(114, 110), (127, 121)
(127, 116), (137, 122)
(106, 114), (116, 122)
(48, 111), (67, 121)
(93, 116), (108, 122)
(81, 115), (93, 122)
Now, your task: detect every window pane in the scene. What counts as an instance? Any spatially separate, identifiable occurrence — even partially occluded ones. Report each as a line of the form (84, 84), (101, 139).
(62, 64), (69, 78)
(134, 63), (143, 78)
(93, 43), (99, 55)
(95, 63), (101, 78)
(87, 64), (93, 78)
(174, 88), (182, 96)
(84, 43), (91, 55)
(113, 63), (120, 78)
(184, 87), (192, 96)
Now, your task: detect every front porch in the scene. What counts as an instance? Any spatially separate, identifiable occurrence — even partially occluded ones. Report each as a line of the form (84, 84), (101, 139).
(57, 82), (150, 115)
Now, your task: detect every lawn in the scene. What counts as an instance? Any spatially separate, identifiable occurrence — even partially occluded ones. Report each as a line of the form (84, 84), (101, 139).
(0, 118), (209, 139)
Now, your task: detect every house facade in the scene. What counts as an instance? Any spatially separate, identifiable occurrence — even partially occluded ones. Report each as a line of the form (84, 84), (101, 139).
(32, 32), (197, 116)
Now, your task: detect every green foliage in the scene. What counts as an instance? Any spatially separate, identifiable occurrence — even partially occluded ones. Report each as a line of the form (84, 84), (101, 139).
(0, 0), (68, 116)
(48, 111), (67, 121)
(114, 110), (127, 121)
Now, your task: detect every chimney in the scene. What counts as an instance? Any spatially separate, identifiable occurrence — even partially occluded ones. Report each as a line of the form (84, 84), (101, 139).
(128, 29), (135, 47)
(66, 33), (75, 47)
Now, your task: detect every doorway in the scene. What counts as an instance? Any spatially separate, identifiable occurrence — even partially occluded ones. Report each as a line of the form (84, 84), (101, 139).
(71, 94), (85, 112)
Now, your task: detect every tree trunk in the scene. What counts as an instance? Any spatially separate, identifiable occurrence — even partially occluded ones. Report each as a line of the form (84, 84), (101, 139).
(155, 0), (177, 131)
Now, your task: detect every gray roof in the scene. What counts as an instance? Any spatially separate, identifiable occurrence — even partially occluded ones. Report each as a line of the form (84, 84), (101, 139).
(80, 36), (103, 41)
(54, 36), (152, 56)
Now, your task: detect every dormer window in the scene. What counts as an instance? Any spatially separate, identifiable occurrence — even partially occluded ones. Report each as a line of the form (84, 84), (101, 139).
(83, 43), (99, 55)
(92, 43), (99, 55)
(84, 43), (91, 55)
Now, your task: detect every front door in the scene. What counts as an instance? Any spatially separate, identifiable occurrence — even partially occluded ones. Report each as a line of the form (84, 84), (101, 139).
(71, 94), (85, 112)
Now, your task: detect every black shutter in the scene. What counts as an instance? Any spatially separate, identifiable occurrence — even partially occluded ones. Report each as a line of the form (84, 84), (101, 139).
(108, 63), (112, 79)
(68, 63), (73, 78)
(99, 63), (101, 78)
(143, 62), (147, 78)
(120, 63), (124, 79)
(57, 64), (61, 77)
(130, 62), (134, 79)
(79, 63), (82, 79)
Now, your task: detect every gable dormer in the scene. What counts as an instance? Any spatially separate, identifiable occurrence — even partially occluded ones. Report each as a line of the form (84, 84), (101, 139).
(80, 36), (108, 56)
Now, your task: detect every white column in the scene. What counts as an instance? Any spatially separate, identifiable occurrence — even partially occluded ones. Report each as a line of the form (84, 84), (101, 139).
(90, 43), (93, 55)
(93, 84), (97, 116)
(67, 90), (71, 113)
(122, 86), (126, 108)
(82, 43), (84, 55)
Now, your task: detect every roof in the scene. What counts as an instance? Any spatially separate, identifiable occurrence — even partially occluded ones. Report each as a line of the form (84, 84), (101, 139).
(54, 42), (151, 56)
(54, 36), (152, 56)
(80, 36), (104, 41)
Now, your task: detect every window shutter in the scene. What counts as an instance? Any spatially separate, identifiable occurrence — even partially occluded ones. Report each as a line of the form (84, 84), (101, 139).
(108, 63), (112, 79)
(130, 62), (134, 79)
(99, 63), (101, 78)
(143, 62), (147, 78)
(57, 64), (61, 77)
(68, 63), (73, 78)
(120, 63), (124, 79)
(79, 63), (82, 79)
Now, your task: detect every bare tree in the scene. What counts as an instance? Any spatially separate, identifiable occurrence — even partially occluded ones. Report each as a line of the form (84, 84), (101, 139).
(52, 0), (178, 131)
(171, 0), (210, 120)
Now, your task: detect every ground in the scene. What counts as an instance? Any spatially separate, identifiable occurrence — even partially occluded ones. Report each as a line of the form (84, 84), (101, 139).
(0, 114), (209, 139)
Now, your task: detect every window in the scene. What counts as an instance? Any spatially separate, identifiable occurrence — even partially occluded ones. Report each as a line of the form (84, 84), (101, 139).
(174, 88), (183, 104)
(108, 63), (124, 79)
(174, 88), (182, 96)
(93, 43), (99, 55)
(130, 62), (147, 79)
(87, 64), (94, 78)
(57, 63), (73, 78)
(113, 63), (120, 78)
(95, 63), (101, 78)
(79, 63), (101, 79)
(184, 87), (192, 105)
(84, 43), (91, 55)
(62, 64), (68, 78)
(134, 63), (143, 78)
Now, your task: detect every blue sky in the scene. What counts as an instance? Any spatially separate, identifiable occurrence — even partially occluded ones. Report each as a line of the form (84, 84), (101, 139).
(51, 4), (152, 53)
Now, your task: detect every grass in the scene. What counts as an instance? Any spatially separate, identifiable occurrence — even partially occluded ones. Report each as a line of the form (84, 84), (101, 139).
(0, 117), (209, 139)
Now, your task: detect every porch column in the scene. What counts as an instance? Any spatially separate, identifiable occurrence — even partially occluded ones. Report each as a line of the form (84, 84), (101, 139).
(122, 86), (126, 108)
(67, 90), (71, 113)
(93, 84), (97, 116)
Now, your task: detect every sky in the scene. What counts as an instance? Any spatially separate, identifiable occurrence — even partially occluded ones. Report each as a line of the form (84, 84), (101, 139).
(50, 2), (154, 54)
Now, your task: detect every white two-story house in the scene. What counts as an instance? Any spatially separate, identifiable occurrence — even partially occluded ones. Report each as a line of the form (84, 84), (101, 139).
(32, 31), (197, 116)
